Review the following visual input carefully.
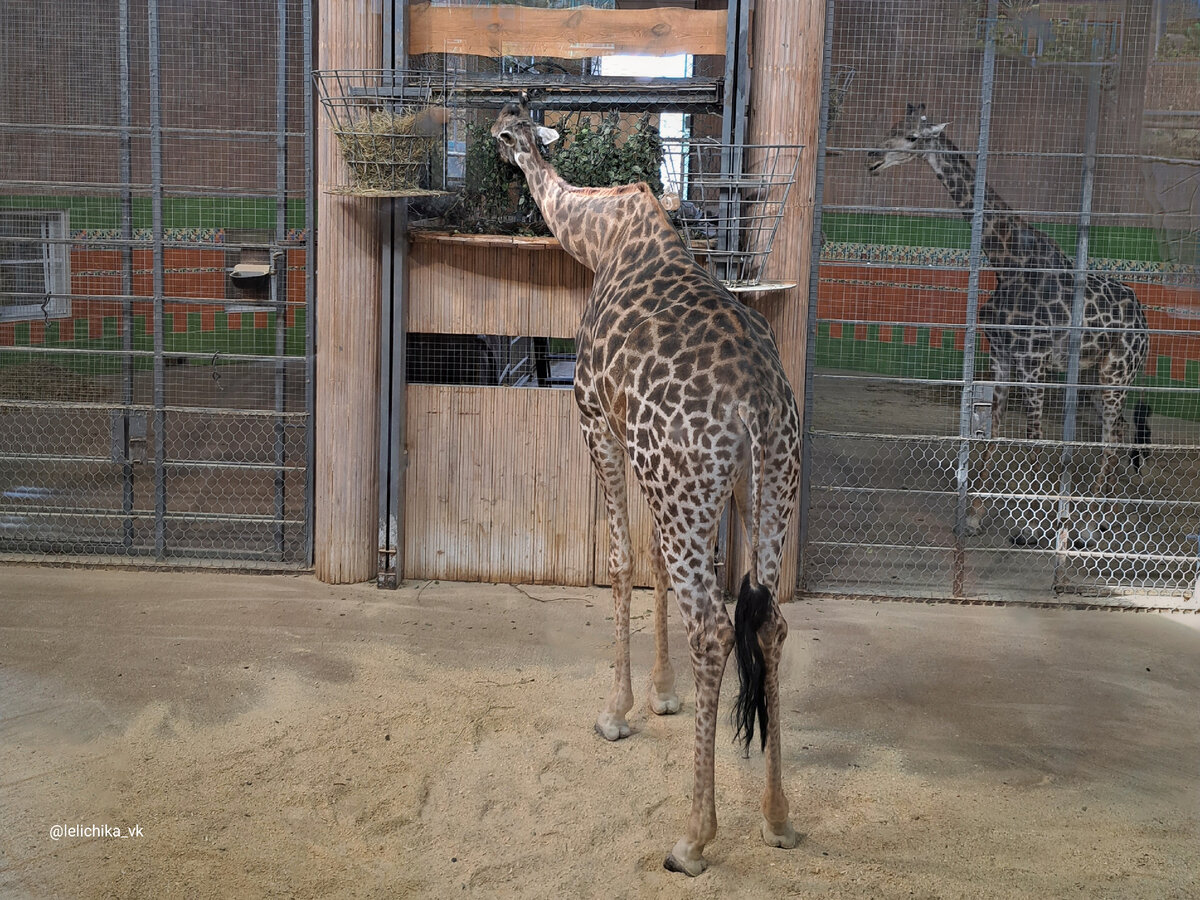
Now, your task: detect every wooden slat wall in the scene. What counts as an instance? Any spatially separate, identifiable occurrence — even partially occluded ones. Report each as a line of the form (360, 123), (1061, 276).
(405, 236), (661, 587)
(409, 235), (588, 340)
(409, 2), (727, 59)
(404, 385), (595, 585)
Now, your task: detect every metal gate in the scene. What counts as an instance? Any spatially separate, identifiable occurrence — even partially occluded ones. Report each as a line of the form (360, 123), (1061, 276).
(803, 0), (1200, 609)
(0, 1), (313, 567)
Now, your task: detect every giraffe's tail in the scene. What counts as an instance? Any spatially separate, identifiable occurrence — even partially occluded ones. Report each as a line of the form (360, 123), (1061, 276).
(733, 401), (770, 754)
(1130, 399), (1151, 472)
(733, 573), (772, 754)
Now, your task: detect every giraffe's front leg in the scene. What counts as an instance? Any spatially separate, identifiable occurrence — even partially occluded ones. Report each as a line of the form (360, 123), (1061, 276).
(587, 427), (635, 742)
(647, 525), (680, 716)
(664, 601), (733, 876)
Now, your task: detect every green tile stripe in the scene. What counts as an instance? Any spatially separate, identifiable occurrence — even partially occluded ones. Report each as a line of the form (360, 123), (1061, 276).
(823, 212), (1184, 264)
(0, 195), (306, 232)
(1, 308), (307, 376)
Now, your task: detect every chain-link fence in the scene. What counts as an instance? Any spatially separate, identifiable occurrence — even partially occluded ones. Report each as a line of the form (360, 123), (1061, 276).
(0, 0), (312, 567)
(805, 0), (1200, 608)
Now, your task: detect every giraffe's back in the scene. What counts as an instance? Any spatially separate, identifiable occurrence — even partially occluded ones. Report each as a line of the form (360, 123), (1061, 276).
(575, 265), (798, 488)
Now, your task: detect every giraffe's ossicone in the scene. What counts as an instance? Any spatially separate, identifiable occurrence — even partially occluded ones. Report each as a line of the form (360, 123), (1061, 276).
(492, 98), (803, 875)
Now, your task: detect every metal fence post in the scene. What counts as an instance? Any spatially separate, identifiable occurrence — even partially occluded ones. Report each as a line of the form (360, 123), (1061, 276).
(1053, 37), (1104, 588)
(952, 0), (1000, 597)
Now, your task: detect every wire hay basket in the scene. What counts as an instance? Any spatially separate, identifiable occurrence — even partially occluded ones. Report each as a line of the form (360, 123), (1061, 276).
(661, 140), (803, 288)
(314, 69), (454, 197)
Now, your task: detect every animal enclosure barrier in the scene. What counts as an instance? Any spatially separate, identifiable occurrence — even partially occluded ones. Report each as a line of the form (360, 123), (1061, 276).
(384, 0), (806, 588)
(0, 1), (313, 567)
(804, 0), (1200, 609)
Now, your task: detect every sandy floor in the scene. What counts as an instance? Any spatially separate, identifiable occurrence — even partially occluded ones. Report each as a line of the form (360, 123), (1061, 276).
(1, 566), (1198, 898)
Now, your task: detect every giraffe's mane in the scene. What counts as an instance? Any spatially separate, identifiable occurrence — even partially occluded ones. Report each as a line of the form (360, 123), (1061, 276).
(562, 182), (652, 198)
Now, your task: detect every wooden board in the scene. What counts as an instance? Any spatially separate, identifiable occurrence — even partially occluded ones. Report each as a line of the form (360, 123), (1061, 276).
(404, 385), (595, 585)
(408, 235), (590, 340)
(409, 2), (727, 59)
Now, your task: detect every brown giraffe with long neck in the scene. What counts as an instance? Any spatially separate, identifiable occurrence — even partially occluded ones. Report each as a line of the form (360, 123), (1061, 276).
(492, 99), (801, 875)
(867, 103), (1149, 540)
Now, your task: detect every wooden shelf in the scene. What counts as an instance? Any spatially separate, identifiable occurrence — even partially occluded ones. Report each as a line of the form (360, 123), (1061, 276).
(410, 230), (563, 251)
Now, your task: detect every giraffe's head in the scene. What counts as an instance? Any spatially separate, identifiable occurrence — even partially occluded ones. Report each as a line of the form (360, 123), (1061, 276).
(490, 95), (560, 169)
(866, 103), (948, 174)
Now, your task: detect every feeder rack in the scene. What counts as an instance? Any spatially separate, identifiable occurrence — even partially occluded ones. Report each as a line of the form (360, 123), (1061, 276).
(662, 138), (803, 288)
(314, 69), (455, 197)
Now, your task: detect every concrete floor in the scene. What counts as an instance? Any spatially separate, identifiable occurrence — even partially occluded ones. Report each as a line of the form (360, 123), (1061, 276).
(1, 565), (1198, 898)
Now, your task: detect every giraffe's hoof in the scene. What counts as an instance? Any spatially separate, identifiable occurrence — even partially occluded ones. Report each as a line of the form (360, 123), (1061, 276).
(594, 713), (631, 741)
(762, 819), (801, 849)
(647, 689), (681, 716)
(663, 840), (707, 876)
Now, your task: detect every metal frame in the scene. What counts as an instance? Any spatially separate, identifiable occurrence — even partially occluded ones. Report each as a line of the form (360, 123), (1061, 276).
(0, 0), (313, 567)
(803, 0), (1200, 608)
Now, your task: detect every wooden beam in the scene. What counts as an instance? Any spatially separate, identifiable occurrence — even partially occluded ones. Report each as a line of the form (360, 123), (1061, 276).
(408, 2), (727, 59)
(741, 0), (826, 599)
(314, 0), (383, 584)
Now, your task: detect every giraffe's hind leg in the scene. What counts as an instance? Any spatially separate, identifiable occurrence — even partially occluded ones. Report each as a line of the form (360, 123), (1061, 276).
(733, 446), (801, 851)
(966, 382), (1009, 535)
(583, 421), (635, 742)
(647, 524), (681, 715)
(633, 462), (733, 877)
(659, 541), (733, 877)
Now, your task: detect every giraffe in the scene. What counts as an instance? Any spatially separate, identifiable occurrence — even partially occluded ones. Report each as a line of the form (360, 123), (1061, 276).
(866, 103), (1150, 541)
(491, 99), (802, 875)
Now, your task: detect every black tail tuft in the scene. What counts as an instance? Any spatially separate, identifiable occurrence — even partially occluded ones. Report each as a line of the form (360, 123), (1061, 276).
(1130, 402), (1151, 472)
(733, 573), (772, 754)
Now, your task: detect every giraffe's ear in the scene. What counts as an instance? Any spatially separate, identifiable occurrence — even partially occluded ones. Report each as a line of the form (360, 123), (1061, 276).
(536, 125), (560, 146)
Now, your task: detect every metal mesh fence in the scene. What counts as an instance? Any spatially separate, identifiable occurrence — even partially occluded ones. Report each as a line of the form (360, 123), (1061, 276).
(0, 0), (311, 567)
(805, 0), (1200, 608)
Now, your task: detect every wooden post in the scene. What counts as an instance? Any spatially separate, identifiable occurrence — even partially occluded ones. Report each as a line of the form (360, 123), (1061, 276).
(314, 1), (383, 583)
(746, 0), (826, 597)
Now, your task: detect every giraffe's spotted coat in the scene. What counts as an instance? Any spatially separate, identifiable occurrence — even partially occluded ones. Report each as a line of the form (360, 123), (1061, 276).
(493, 101), (801, 875)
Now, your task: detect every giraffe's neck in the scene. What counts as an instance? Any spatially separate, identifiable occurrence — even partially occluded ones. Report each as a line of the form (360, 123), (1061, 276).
(922, 135), (1035, 272)
(513, 147), (687, 274)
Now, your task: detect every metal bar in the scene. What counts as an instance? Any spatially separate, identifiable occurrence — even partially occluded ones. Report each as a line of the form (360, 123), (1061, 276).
(952, 0), (999, 597)
(148, 0), (167, 560)
(377, 4), (409, 589)
(377, 0), (396, 587)
(303, 0), (316, 568)
(1054, 49), (1104, 585)
(119, 0), (136, 553)
(799, 0), (837, 592)
(0, 508), (307, 526)
(273, 0), (289, 561)
(0, 122), (306, 139)
(364, 73), (723, 112)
